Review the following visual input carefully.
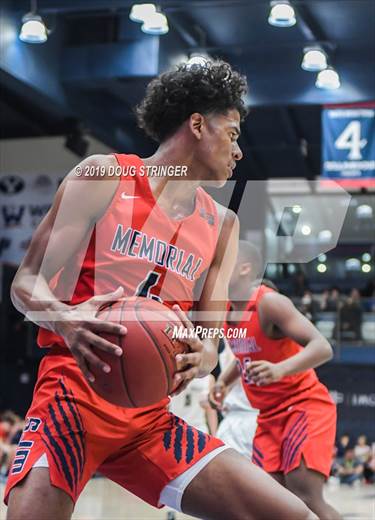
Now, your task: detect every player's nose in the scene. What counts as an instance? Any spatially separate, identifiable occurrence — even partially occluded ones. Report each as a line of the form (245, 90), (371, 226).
(233, 141), (243, 161)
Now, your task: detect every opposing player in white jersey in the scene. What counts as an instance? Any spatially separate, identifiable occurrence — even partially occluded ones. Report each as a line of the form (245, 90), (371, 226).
(213, 339), (258, 457)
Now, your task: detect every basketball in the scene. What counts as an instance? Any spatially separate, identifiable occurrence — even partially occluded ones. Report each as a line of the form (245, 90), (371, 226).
(91, 297), (187, 407)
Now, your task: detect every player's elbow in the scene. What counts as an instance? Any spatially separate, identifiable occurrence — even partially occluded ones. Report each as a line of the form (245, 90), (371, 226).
(10, 268), (30, 316)
(10, 275), (22, 312)
(321, 338), (334, 362)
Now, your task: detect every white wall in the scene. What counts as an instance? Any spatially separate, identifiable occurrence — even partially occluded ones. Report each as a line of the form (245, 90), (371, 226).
(0, 135), (114, 175)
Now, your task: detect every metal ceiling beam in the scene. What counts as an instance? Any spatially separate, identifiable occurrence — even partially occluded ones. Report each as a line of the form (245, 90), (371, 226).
(294, 4), (336, 53)
(65, 90), (137, 152)
(11, 0), (370, 15)
(62, 39), (159, 83)
(0, 8), (71, 115)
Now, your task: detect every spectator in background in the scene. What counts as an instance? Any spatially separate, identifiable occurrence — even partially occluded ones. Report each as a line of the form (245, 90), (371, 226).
(363, 444), (375, 484)
(0, 412), (15, 442)
(0, 412), (24, 476)
(300, 290), (319, 324)
(362, 279), (375, 312)
(337, 448), (364, 485)
(336, 434), (351, 460)
(354, 435), (371, 464)
(292, 271), (310, 298)
(337, 289), (363, 341)
(321, 287), (342, 312)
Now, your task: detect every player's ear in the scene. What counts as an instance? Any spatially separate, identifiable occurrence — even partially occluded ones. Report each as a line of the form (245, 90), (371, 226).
(240, 262), (252, 276)
(189, 113), (204, 140)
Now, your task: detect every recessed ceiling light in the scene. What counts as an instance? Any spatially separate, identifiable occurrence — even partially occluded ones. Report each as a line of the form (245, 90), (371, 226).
(301, 47), (327, 72)
(19, 12), (47, 43)
(129, 3), (156, 23)
(268, 1), (296, 27)
(301, 224), (311, 236)
(356, 204), (373, 219)
(318, 230), (333, 242)
(141, 11), (169, 35)
(315, 67), (341, 90)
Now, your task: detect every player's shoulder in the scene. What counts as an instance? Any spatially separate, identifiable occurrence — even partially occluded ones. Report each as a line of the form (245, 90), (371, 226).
(259, 291), (294, 316)
(66, 154), (118, 182)
(212, 200), (239, 228)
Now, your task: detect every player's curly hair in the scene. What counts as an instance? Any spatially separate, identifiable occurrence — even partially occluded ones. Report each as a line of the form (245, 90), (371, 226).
(136, 60), (248, 143)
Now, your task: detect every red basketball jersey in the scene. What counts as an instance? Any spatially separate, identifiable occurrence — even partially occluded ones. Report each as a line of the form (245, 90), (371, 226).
(38, 154), (219, 348)
(226, 285), (321, 413)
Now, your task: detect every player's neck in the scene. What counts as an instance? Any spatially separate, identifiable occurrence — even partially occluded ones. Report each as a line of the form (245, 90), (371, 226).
(230, 280), (256, 307)
(142, 139), (206, 215)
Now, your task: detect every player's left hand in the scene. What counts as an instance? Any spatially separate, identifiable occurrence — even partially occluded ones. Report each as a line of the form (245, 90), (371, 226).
(170, 305), (204, 396)
(247, 360), (285, 386)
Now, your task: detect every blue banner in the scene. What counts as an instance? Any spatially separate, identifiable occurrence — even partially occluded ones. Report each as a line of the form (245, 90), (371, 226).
(322, 105), (375, 185)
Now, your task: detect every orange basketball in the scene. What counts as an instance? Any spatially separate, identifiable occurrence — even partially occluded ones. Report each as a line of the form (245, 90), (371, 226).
(91, 297), (187, 407)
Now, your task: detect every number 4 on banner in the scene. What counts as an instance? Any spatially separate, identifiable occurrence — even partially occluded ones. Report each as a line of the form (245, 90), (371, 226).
(334, 121), (367, 160)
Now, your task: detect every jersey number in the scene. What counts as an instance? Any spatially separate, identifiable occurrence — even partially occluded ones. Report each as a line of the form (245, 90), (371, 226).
(135, 271), (162, 302)
(334, 121), (367, 160)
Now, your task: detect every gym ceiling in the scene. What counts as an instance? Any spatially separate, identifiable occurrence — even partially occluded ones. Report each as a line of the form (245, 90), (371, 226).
(1, 0), (374, 180)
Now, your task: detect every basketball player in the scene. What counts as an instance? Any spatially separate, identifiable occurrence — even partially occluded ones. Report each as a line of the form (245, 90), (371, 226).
(210, 241), (341, 519)
(215, 342), (258, 457)
(5, 62), (316, 520)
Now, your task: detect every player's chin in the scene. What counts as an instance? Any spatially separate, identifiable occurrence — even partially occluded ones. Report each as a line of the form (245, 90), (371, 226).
(209, 174), (228, 188)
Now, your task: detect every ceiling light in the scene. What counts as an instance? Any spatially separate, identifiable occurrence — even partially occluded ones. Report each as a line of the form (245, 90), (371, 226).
(345, 258), (361, 271)
(318, 254), (327, 262)
(19, 12), (47, 43)
(356, 204), (373, 219)
(187, 53), (210, 67)
(318, 229), (333, 242)
(129, 3), (156, 23)
(301, 47), (327, 72)
(141, 11), (169, 35)
(362, 264), (372, 273)
(315, 67), (341, 90)
(317, 263), (327, 273)
(268, 1), (296, 27)
(301, 224), (311, 236)
(292, 204), (302, 214)
(362, 253), (371, 262)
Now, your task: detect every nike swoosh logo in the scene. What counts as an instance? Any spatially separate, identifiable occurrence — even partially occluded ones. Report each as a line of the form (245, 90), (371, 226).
(121, 193), (140, 200)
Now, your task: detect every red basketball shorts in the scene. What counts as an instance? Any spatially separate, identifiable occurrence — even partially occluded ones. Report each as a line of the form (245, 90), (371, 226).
(252, 384), (337, 478)
(4, 347), (224, 508)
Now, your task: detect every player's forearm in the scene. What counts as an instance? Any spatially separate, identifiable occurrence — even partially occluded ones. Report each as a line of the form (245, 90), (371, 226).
(11, 270), (70, 334)
(206, 405), (218, 435)
(198, 339), (219, 377)
(278, 338), (333, 377)
(218, 358), (241, 387)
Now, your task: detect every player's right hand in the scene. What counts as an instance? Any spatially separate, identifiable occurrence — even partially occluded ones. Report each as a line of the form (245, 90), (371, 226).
(56, 286), (127, 383)
(208, 380), (228, 411)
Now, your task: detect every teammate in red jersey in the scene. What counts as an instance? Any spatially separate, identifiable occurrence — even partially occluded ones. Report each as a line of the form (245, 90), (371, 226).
(6, 62), (316, 520)
(210, 241), (341, 520)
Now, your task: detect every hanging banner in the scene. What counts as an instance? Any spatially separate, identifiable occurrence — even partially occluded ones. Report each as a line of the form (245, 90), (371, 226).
(322, 103), (375, 188)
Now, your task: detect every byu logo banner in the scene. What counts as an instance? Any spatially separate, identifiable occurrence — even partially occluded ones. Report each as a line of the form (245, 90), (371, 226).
(322, 104), (375, 186)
